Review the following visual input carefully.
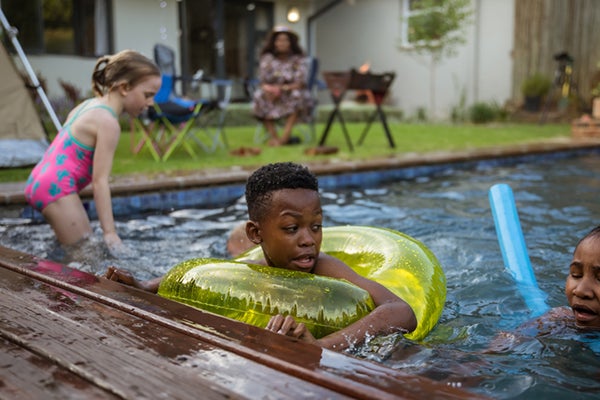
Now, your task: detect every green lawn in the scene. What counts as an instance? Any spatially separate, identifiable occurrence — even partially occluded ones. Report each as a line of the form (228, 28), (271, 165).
(0, 121), (570, 183)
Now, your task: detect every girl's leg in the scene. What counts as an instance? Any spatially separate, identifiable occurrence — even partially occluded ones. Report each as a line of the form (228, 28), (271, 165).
(42, 193), (93, 246)
(280, 111), (299, 144)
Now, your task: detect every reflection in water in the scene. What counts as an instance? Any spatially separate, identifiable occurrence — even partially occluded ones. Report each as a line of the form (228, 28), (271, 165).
(2, 155), (600, 398)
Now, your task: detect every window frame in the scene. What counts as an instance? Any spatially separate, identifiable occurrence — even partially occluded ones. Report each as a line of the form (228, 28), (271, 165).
(2, 0), (113, 57)
(399, 0), (444, 49)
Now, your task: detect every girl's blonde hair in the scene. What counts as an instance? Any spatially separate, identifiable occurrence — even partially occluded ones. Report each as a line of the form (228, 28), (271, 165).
(91, 49), (160, 96)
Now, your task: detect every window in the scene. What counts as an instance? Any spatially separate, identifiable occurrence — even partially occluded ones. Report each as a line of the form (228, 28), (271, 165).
(2, 0), (112, 57)
(400, 0), (444, 48)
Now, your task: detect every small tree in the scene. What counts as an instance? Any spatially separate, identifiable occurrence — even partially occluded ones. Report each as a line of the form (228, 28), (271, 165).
(399, 0), (473, 119)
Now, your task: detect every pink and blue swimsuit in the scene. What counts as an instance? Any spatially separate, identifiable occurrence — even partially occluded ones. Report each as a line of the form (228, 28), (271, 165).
(24, 100), (117, 211)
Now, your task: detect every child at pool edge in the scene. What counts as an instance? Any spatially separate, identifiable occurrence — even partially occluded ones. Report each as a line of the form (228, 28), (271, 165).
(24, 50), (162, 258)
(105, 162), (417, 351)
(488, 225), (600, 352)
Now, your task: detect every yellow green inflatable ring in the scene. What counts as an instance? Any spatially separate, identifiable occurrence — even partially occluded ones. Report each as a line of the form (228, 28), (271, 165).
(158, 225), (446, 341)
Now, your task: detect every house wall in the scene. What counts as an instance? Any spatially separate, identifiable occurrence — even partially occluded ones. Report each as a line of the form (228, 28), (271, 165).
(273, 1), (311, 45)
(24, 0), (179, 98)
(22, 0), (304, 99)
(313, 0), (514, 120)
(18, 0), (514, 122)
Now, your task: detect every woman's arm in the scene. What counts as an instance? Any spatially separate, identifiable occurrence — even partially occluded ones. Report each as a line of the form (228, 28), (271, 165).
(290, 55), (308, 90)
(258, 54), (276, 84)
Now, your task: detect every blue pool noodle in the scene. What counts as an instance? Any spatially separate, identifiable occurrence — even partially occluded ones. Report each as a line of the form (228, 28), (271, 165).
(489, 183), (550, 317)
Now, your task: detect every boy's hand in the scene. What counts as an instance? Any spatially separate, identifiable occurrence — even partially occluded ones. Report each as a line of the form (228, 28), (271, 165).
(104, 266), (137, 286)
(266, 315), (317, 344)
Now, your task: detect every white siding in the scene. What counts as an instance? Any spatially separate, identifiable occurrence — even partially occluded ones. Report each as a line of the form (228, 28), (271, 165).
(314, 0), (514, 119)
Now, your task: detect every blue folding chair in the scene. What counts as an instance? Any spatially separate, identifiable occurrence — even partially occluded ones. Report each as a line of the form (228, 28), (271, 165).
(131, 44), (225, 161)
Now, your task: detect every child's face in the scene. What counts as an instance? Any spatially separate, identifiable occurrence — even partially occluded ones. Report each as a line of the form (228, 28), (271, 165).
(565, 236), (600, 329)
(255, 188), (322, 272)
(121, 75), (162, 117)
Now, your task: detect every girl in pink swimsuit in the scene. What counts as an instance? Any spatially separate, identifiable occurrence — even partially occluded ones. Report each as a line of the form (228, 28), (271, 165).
(24, 49), (162, 258)
(25, 100), (115, 210)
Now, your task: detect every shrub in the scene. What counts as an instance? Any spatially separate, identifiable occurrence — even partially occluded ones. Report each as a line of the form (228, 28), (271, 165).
(521, 73), (552, 98)
(469, 102), (496, 124)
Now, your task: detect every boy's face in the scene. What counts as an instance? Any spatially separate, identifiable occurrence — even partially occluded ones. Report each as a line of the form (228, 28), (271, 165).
(249, 188), (322, 272)
(565, 236), (600, 329)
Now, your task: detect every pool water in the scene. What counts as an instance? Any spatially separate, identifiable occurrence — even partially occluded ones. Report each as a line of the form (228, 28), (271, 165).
(2, 154), (600, 399)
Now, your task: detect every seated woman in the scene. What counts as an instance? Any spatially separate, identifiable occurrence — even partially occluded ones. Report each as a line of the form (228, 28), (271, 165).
(252, 26), (314, 146)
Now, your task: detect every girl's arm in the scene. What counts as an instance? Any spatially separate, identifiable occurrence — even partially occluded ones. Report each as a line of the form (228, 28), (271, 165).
(91, 114), (122, 250)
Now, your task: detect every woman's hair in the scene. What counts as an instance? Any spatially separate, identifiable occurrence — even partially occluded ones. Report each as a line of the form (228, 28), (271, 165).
(260, 28), (304, 57)
(245, 162), (318, 221)
(91, 49), (160, 97)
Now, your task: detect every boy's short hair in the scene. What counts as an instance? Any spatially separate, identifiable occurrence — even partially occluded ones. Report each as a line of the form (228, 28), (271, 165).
(245, 162), (319, 221)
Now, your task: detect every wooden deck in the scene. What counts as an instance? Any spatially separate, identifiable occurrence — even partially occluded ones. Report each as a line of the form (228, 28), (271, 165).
(0, 245), (484, 399)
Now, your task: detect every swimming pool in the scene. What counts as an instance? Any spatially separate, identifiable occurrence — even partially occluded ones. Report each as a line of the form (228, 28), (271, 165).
(1, 153), (599, 399)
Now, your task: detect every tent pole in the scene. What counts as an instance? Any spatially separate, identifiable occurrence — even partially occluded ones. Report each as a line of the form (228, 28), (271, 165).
(0, 8), (62, 132)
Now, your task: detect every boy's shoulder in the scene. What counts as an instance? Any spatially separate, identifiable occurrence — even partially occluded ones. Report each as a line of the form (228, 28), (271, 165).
(314, 252), (351, 276)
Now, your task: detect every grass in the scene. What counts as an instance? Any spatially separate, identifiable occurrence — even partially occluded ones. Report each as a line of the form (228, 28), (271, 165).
(0, 121), (570, 183)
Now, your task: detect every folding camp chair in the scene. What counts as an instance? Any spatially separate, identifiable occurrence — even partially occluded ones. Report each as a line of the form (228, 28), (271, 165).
(130, 44), (224, 161)
(248, 56), (324, 144)
(188, 78), (232, 151)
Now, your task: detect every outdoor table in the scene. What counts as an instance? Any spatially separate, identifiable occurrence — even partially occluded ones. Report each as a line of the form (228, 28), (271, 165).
(319, 69), (396, 150)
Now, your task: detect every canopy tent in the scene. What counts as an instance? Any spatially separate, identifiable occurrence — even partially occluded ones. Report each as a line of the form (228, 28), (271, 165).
(0, 29), (49, 167)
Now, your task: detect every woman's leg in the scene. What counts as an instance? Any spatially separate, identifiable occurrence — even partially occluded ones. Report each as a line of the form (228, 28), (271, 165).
(280, 111), (299, 144)
(42, 193), (93, 246)
(263, 119), (280, 146)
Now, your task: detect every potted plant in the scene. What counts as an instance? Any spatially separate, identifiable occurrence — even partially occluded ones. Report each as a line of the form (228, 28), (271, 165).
(521, 73), (552, 112)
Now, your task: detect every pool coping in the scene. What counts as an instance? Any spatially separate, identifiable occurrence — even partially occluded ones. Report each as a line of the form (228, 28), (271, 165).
(4, 137), (600, 219)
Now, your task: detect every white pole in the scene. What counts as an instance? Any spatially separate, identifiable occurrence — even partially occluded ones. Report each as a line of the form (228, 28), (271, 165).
(0, 8), (62, 132)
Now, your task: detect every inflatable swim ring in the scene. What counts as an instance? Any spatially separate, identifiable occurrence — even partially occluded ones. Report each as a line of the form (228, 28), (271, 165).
(158, 225), (446, 341)
(158, 259), (375, 338)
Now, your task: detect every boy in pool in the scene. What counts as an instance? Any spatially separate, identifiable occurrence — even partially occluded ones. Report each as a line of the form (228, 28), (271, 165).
(105, 162), (417, 350)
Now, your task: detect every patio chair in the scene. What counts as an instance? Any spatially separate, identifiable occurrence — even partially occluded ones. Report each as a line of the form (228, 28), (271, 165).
(130, 44), (227, 161)
(164, 77), (233, 159)
(248, 56), (325, 144)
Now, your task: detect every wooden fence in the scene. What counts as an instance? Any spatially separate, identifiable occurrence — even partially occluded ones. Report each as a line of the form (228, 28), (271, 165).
(513, 0), (600, 103)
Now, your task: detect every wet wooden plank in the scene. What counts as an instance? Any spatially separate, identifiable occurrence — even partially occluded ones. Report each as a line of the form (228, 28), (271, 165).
(0, 265), (353, 399)
(0, 338), (120, 400)
(0, 245), (485, 399)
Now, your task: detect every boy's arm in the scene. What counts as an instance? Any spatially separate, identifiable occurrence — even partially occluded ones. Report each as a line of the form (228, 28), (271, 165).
(317, 299), (414, 351)
(104, 266), (162, 293)
(314, 254), (417, 351)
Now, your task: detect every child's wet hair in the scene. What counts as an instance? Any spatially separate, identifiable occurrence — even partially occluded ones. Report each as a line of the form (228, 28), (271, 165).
(91, 49), (160, 97)
(576, 225), (600, 248)
(245, 162), (318, 221)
